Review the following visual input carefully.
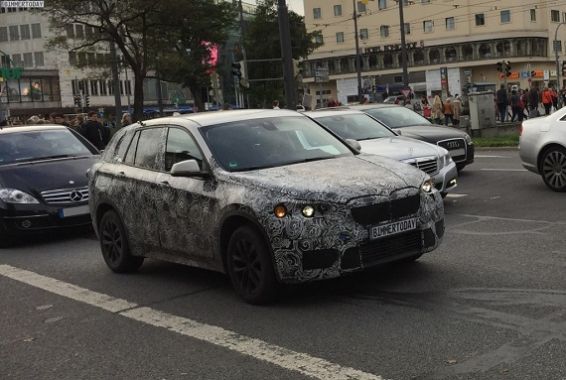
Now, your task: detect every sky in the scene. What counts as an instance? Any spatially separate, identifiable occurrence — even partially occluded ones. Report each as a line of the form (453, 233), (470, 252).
(287, 0), (304, 15)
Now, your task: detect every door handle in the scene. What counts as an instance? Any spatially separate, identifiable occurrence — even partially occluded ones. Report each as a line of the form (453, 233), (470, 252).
(160, 180), (170, 187)
(118, 171), (125, 177)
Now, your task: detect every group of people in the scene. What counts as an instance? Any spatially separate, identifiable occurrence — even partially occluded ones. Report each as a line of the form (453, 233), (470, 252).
(413, 94), (463, 127)
(495, 84), (562, 123)
(21, 111), (134, 150)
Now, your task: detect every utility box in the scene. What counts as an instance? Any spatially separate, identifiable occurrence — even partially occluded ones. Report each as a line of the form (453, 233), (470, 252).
(468, 91), (495, 132)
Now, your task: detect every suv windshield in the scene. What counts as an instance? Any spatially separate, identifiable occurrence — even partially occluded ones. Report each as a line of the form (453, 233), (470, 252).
(363, 106), (432, 128)
(314, 114), (396, 141)
(0, 129), (95, 165)
(201, 116), (353, 171)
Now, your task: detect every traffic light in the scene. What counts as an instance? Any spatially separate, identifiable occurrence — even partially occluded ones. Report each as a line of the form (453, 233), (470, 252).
(232, 62), (241, 78)
(73, 95), (82, 108)
(504, 61), (511, 77)
(85, 93), (90, 107)
(496, 61), (503, 72)
(562, 61), (566, 76)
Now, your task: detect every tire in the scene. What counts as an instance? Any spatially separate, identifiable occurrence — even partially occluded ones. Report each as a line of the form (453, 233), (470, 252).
(98, 210), (144, 273)
(540, 146), (566, 192)
(226, 225), (278, 304)
(456, 163), (466, 172)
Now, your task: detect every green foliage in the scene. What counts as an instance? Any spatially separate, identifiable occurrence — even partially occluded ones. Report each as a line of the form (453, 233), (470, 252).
(244, 0), (322, 107)
(473, 134), (520, 147)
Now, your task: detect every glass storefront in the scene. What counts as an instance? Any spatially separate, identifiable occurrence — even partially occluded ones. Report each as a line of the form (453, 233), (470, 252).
(0, 76), (60, 103)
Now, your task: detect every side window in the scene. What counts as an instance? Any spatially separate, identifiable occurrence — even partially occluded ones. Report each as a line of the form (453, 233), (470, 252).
(165, 127), (203, 172)
(124, 131), (140, 165)
(134, 128), (163, 170)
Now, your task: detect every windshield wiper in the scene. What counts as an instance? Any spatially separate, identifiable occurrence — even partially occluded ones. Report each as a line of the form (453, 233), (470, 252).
(357, 137), (383, 141)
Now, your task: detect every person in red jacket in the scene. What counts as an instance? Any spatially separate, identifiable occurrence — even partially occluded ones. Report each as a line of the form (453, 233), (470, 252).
(541, 87), (553, 115)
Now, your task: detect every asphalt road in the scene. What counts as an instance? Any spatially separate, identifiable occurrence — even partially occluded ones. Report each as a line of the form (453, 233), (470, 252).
(1, 149), (566, 380)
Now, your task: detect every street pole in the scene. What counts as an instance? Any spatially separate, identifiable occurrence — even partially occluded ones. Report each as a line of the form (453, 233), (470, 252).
(398, 0), (409, 87)
(155, 58), (164, 116)
(352, 0), (362, 101)
(109, 40), (122, 126)
(554, 22), (565, 105)
(123, 60), (131, 114)
(238, 0), (248, 108)
(277, 0), (297, 109)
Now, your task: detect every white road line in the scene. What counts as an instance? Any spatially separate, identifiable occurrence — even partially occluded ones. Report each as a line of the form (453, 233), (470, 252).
(480, 168), (527, 172)
(475, 155), (507, 158)
(445, 193), (468, 199)
(0, 264), (383, 380)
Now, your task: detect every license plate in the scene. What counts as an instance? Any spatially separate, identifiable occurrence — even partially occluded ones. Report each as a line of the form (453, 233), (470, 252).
(448, 148), (466, 157)
(370, 218), (418, 239)
(58, 205), (90, 218)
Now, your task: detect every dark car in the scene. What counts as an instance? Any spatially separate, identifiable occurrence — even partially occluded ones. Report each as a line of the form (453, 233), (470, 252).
(349, 104), (475, 171)
(0, 125), (100, 247)
(90, 110), (445, 304)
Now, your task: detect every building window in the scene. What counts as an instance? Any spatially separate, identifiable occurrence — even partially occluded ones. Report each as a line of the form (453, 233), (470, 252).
(563, 12), (566, 23)
(31, 23), (41, 38)
(380, 25), (390, 38)
(336, 32), (344, 43)
(34, 52), (44, 67)
(12, 54), (22, 66)
(551, 10), (560, 22)
(421, 0), (431, 3)
(475, 13), (485, 26)
(333, 4), (342, 16)
(66, 24), (74, 38)
(75, 24), (84, 38)
(315, 34), (324, 44)
(404, 23), (411, 35)
(23, 53), (33, 67)
(500, 10), (510, 23)
(445, 17), (455, 30)
(0, 27), (7, 42)
(87, 52), (96, 66)
(125, 80), (132, 95)
(402, 0), (409, 5)
(9, 25), (19, 40)
(379, 0), (386, 9)
(99, 79), (107, 95)
(78, 52), (86, 66)
(20, 24), (31, 40)
(554, 40), (562, 53)
(72, 79), (80, 96)
(68, 52), (77, 66)
(90, 80), (99, 95)
(313, 8), (321, 19)
(359, 28), (369, 40)
(423, 20), (433, 33)
(119, 80), (124, 95)
(530, 9), (536, 22)
(108, 80), (114, 95)
(357, 1), (366, 13)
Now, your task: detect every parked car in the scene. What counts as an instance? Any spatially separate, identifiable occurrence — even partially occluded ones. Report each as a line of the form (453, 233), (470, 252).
(306, 109), (457, 195)
(90, 109), (445, 303)
(349, 104), (475, 171)
(0, 125), (100, 247)
(519, 108), (566, 191)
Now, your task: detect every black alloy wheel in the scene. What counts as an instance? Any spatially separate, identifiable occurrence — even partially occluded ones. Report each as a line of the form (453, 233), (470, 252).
(226, 226), (278, 304)
(99, 210), (144, 273)
(541, 146), (566, 192)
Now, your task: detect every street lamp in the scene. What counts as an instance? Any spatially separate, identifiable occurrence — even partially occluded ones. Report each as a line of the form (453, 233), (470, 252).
(554, 22), (566, 97)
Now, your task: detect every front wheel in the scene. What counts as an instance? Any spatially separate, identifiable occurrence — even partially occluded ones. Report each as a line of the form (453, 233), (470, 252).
(541, 146), (566, 192)
(226, 226), (278, 304)
(99, 210), (144, 273)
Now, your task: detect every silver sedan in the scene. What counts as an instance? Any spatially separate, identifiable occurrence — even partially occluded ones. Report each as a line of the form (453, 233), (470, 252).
(519, 109), (566, 191)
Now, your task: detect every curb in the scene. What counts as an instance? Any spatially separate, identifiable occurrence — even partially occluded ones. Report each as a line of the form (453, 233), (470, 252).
(475, 146), (519, 151)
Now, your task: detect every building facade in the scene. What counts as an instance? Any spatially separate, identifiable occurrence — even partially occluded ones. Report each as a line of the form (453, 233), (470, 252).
(302, 0), (566, 106)
(0, 6), (189, 120)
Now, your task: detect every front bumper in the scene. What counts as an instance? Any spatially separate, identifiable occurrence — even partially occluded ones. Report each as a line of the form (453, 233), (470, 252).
(432, 160), (458, 193)
(0, 202), (91, 237)
(260, 190), (445, 284)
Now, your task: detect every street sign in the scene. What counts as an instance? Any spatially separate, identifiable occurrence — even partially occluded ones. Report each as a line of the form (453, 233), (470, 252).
(314, 68), (329, 83)
(0, 67), (23, 80)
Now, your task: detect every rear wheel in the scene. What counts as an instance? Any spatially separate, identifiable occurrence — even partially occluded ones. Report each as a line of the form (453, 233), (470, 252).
(226, 225), (278, 304)
(540, 146), (566, 192)
(99, 210), (144, 273)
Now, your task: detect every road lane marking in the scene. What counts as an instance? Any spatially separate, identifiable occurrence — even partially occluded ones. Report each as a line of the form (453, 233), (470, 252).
(445, 193), (468, 199)
(0, 264), (383, 380)
(475, 155), (507, 158)
(480, 168), (527, 172)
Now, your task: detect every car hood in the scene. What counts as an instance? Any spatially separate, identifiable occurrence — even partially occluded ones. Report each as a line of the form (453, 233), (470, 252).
(358, 136), (441, 161)
(0, 156), (97, 197)
(394, 124), (469, 143)
(226, 155), (426, 204)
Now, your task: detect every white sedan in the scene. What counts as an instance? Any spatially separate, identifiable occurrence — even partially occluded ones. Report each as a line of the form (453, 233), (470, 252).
(519, 108), (566, 191)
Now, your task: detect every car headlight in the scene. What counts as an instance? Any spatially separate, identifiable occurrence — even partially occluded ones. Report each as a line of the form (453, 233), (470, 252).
(302, 205), (315, 218)
(0, 188), (40, 204)
(464, 134), (473, 144)
(421, 178), (434, 193)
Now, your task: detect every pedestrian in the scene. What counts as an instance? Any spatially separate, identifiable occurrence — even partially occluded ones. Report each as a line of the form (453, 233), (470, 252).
(52, 113), (71, 127)
(541, 87), (553, 115)
(510, 90), (523, 122)
(121, 112), (132, 127)
(551, 86), (559, 111)
(452, 95), (462, 126)
(272, 100), (280, 109)
(443, 98), (454, 126)
(496, 84), (509, 122)
(521, 90), (529, 119)
(431, 95), (444, 125)
(528, 85), (540, 117)
(79, 111), (110, 150)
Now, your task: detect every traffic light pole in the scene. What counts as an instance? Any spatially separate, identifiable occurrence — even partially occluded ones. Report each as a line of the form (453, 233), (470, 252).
(277, 0), (297, 109)
(554, 22), (565, 104)
(352, 0), (362, 102)
(109, 40), (122, 126)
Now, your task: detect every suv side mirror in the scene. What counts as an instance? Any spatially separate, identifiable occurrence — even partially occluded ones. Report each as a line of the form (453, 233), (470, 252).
(171, 159), (206, 177)
(345, 138), (362, 152)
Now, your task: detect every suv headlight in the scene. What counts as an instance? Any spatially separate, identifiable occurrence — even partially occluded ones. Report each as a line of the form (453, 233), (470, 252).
(421, 178), (434, 193)
(0, 188), (40, 204)
(464, 134), (473, 144)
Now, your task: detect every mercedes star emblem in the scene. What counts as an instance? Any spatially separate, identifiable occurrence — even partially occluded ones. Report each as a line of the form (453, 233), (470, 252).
(70, 191), (83, 202)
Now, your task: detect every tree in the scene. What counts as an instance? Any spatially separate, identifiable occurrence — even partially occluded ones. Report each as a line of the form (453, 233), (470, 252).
(244, 0), (321, 108)
(156, 0), (237, 112)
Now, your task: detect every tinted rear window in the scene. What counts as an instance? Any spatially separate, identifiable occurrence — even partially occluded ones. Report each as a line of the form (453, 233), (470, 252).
(0, 129), (94, 165)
